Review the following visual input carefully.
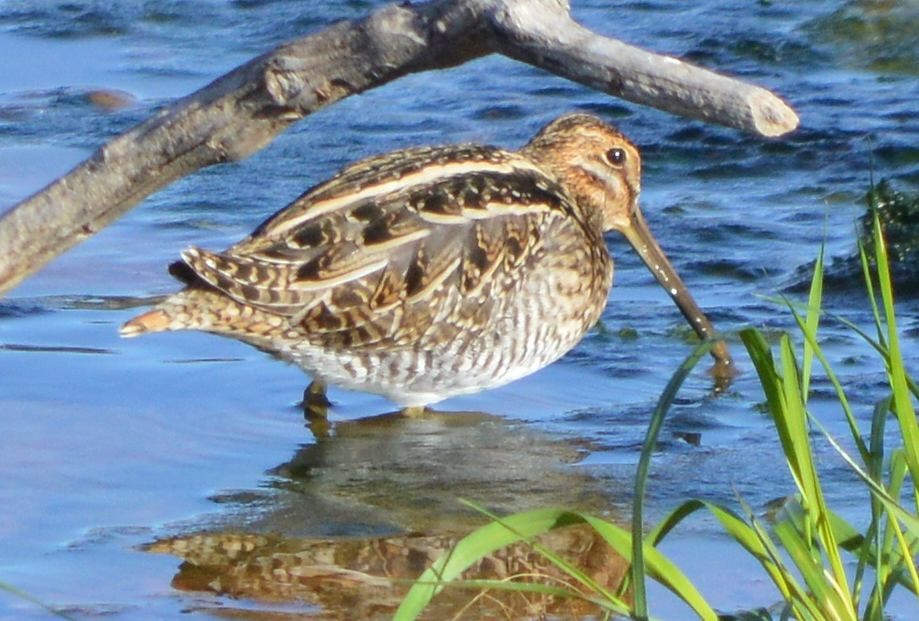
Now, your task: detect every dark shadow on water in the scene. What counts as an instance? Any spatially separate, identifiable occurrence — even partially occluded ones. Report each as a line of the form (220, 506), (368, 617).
(0, 293), (165, 318)
(145, 409), (628, 619)
(0, 342), (112, 354)
(265, 410), (612, 533)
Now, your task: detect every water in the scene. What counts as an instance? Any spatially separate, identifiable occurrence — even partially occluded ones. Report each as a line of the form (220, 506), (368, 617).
(0, 0), (917, 618)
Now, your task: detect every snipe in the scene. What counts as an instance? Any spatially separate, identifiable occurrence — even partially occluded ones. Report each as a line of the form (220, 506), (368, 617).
(122, 113), (732, 409)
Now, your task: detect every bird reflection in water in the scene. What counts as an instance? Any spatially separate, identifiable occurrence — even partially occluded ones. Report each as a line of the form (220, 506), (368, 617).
(145, 410), (630, 619)
(147, 524), (626, 620)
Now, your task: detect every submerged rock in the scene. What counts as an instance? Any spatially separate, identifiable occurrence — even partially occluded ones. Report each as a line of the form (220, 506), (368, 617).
(791, 179), (919, 296)
(84, 88), (135, 111)
(860, 179), (919, 268)
(848, 179), (919, 295)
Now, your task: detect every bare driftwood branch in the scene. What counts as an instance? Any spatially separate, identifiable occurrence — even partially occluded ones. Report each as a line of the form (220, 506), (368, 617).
(0, 0), (798, 298)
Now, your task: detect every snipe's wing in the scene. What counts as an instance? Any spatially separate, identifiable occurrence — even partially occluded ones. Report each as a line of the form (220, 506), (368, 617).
(180, 144), (591, 347)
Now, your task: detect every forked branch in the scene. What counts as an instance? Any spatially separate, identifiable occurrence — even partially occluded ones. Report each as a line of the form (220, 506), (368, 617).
(0, 0), (798, 297)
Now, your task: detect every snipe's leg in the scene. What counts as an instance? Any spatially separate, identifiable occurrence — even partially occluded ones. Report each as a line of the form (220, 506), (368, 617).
(303, 379), (332, 439)
(400, 405), (428, 417)
(303, 379), (331, 419)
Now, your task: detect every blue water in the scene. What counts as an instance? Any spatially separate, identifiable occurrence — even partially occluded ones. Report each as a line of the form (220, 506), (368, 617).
(0, 0), (917, 619)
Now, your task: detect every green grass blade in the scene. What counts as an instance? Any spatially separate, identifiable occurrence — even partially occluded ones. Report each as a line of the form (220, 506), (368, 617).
(580, 513), (718, 621)
(774, 519), (850, 621)
(645, 499), (707, 546)
(831, 313), (919, 401)
(885, 451), (919, 598)
(857, 238), (886, 352)
(458, 504), (720, 620)
(0, 583), (75, 621)
(739, 328), (781, 411)
(394, 507), (578, 620)
(631, 338), (713, 619)
(394, 504), (719, 621)
(619, 499), (707, 601)
(705, 502), (799, 601)
(740, 328), (798, 482)
(460, 501), (626, 608)
(801, 243), (825, 399)
(826, 492), (918, 599)
(748, 330), (853, 613)
(864, 398), (892, 614)
(811, 416), (919, 538)
(784, 302), (869, 464)
(407, 577), (619, 606)
(777, 335), (811, 499)
(870, 211), (919, 492)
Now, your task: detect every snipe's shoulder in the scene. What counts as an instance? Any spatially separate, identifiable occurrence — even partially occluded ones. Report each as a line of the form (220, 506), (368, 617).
(240, 143), (577, 244)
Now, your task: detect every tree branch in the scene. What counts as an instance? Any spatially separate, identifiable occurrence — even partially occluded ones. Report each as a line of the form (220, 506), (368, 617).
(488, 0), (797, 136)
(0, 0), (798, 298)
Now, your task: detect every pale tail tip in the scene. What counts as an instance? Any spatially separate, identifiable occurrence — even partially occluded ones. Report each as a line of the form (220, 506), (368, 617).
(119, 309), (171, 338)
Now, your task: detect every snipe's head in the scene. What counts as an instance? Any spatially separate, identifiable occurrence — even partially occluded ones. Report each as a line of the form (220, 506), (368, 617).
(520, 113), (641, 234)
(523, 113), (733, 372)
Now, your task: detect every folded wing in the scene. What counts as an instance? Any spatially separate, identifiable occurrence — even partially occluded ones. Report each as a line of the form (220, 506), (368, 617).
(180, 145), (580, 348)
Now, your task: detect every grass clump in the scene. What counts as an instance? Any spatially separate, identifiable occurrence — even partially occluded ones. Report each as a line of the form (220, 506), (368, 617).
(395, 194), (919, 619)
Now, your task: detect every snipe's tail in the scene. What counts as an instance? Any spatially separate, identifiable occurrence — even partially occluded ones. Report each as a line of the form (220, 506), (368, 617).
(120, 287), (229, 337)
(120, 308), (171, 337)
(121, 258), (236, 337)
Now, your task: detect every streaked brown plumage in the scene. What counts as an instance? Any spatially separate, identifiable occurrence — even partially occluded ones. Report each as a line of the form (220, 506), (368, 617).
(122, 113), (731, 407)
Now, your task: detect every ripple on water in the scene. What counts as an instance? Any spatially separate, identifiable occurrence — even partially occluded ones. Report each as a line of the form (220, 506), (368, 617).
(0, 299), (48, 319)
(576, 100), (635, 119)
(0, 4), (131, 39)
(688, 258), (784, 282)
(805, 0), (919, 74)
(686, 33), (828, 69)
(471, 103), (529, 121)
(0, 88), (150, 149)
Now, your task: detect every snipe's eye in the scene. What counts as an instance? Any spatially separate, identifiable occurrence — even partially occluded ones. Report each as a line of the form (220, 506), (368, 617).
(605, 148), (627, 167)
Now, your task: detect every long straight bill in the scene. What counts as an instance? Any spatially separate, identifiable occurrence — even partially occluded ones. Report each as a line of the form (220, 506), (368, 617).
(619, 206), (736, 380)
